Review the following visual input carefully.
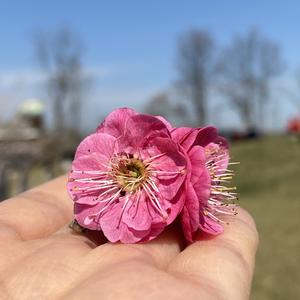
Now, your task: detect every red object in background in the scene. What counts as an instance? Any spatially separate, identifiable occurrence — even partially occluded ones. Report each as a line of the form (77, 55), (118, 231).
(288, 116), (300, 133)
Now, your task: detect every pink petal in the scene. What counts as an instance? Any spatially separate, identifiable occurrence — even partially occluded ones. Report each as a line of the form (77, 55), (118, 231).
(180, 206), (194, 243)
(188, 145), (206, 185)
(96, 107), (137, 138)
(180, 182), (200, 242)
(99, 201), (124, 242)
(194, 126), (218, 147)
(193, 167), (211, 206)
(171, 127), (196, 150)
(121, 114), (170, 148)
(199, 215), (224, 235)
(149, 137), (187, 200)
(215, 136), (229, 150)
(75, 133), (117, 161)
(123, 194), (152, 231)
(155, 115), (173, 131)
(73, 194), (103, 205)
(172, 126), (219, 151)
(100, 201), (152, 243)
(68, 134), (117, 203)
(139, 222), (166, 242)
(171, 127), (192, 141)
(72, 153), (108, 175)
(74, 202), (103, 231)
(166, 184), (185, 225)
(120, 226), (151, 243)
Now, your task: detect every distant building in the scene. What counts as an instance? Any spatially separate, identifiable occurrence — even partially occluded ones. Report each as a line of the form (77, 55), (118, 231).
(19, 99), (45, 130)
(0, 99), (45, 141)
(0, 99), (56, 200)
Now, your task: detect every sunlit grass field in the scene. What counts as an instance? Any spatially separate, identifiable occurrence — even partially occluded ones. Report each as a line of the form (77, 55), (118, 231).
(231, 135), (300, 300)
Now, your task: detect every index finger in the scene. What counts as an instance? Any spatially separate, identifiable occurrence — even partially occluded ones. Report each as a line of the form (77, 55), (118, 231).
(0, 175), (73, 240)
(168, 208), (259, 300)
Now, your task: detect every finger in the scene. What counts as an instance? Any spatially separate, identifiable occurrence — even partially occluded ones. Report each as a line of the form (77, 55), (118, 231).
(0, 175), (73, 240)
(79, 221), (184, 274)
(116, 222), (185, 267)
(54, 220), (184, 269)
(134, 221), (185, 267)
(57, 224), (187, 300)
(168, 208), (259, 300)
(0, 233), (94, 300)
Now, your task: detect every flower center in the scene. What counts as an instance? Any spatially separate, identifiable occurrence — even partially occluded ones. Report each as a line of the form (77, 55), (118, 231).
(112, 157), (147, 192)
(69, 152), (182, 221)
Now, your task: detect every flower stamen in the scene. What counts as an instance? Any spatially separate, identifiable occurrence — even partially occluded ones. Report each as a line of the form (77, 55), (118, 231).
(70, 152), (175, 222)
(203, 145), (238, 226)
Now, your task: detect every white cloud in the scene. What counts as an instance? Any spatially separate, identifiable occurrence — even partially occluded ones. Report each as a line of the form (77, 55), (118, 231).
(0, 66), (111, 88)
(0, 69), (45, 87)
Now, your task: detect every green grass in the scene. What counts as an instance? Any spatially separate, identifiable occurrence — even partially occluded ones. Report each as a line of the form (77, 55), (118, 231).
(231, 135), (300, 300)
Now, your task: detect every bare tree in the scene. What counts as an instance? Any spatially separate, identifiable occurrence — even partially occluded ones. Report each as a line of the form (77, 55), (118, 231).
(218, 29), (283, 131)
(144, 92), (188, 126)
(176, 30), (215, 126)
(276, 68), (300, 114)
(144, 92), (170, 116)
(290, 69), (300, 112)
(257, 37), (284, 127)
(34, 27), (86, 135)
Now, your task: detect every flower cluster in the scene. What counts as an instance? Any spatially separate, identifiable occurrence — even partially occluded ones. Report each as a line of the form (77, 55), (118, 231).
(67, 108), (237, 243)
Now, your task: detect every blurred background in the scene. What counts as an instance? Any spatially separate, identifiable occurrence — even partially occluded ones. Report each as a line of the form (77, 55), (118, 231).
(0, 1), (299, 298)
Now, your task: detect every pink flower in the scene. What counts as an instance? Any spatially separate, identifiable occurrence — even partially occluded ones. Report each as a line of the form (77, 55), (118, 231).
(67, 108), (187, 243)
(172, 126), (238, 242)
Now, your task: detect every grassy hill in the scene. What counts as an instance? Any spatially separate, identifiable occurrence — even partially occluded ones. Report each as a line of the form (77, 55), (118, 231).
(231, 135), (300, 300)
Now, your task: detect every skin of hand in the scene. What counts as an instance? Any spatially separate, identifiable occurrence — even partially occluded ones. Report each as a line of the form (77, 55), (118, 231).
(0, 176), (258, 300)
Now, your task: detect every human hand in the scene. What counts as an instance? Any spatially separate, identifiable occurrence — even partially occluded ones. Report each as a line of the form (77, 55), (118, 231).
(0, 176), (258, 300)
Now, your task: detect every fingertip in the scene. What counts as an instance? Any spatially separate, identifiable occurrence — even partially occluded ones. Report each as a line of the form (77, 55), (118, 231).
(169, 207), (259, 300)
(195, 207), (259, 253)
(226, 207), (259, 252)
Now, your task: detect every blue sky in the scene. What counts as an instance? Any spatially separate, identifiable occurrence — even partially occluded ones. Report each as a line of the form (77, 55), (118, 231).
(0, 0), (299, 131)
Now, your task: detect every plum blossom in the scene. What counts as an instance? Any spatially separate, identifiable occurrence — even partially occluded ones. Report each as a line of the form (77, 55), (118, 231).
(67, 108), (187, 243)
(172, 126), (238, 242)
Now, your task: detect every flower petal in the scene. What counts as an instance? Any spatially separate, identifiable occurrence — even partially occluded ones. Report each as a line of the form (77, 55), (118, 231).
(199, 215), (224, 235)
(188, 145), (206, 185)
(194, 126), (219, 147)
(215, 136), (229, 150)
(120, 226), (151, 243)
(96, 107), (137, 138)
(180, 182), (200, 242)
(140, 222), (166, 242)
(75, 132), (117, 161)
(74, 202), (103, 231)
(123, 194), (152, 231)
(171, 127), (195, 150)
(149, 137), (187, 200)
(166, 184), (185, 225)
(193, 167), (211, 206)
(155, 115), (173, 131)
(100, 200), (151, 243)
(121, 114), (170, 148)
